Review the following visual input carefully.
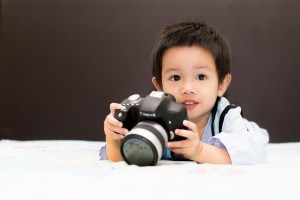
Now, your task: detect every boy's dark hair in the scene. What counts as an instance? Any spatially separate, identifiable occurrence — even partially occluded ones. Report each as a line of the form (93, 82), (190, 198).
(152, 20), (231, 89)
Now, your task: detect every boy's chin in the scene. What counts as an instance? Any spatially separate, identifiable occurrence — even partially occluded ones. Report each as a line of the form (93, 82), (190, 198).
(187, 111), (210, 124)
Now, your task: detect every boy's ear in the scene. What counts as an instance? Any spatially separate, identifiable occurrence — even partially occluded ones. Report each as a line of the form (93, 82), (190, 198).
(217, 74), (232, 97)
(152, 77), (162, 91)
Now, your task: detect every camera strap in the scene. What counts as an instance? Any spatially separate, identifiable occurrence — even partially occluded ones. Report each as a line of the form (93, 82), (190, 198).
(211, 97), (243, 136)
(210, 97), (220, 137)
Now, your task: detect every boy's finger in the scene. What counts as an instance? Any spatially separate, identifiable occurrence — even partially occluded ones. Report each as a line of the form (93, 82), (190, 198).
(183, 120), (197, 132)
(105, 122), (128, 135)
(109, 103), (122, 115)
(175, 129), (193, 138)
(105, 115), (128, 134)
(106, 114), (123, 128)
(167, 140), (185, 148)
(104, 127), (125, 140)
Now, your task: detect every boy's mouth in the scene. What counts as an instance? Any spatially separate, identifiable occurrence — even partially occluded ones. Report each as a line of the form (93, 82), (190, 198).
(182, 100), (198, 110)
(184, 101), (195, 105)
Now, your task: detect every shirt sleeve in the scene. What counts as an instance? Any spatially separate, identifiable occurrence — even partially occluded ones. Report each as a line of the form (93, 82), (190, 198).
(99, 145), (108, 160)
(208, 107), (269, 165)
(162, 147), (172, 160)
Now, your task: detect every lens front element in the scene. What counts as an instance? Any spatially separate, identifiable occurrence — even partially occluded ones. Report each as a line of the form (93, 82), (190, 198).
(122, 137), (155, 166)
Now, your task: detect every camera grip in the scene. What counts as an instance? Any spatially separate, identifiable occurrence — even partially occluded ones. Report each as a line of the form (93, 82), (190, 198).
(114, 109), (127, 122)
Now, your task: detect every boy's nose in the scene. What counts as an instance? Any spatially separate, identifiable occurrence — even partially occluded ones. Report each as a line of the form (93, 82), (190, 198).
(181, 81), (196, 95)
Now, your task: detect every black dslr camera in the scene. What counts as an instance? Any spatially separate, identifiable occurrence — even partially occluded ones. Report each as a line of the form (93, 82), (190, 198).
(114, 91), (187, 166)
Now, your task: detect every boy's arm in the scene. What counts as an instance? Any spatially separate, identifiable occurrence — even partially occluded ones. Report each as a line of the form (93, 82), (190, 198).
(194, 143), (231, 164)
(104, 103), (128, 162)
(106, 137), (124, 162)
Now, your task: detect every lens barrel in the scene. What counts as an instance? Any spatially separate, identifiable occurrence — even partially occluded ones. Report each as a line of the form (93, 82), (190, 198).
(120, 121), (168, 166)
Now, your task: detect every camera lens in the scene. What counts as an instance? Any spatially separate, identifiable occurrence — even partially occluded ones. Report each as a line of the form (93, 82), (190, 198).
(120, 121), (168, 166)
(121, 137), (155, 166)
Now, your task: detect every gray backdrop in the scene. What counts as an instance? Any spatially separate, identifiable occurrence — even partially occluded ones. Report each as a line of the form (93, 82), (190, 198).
(1, 0), (300, 142)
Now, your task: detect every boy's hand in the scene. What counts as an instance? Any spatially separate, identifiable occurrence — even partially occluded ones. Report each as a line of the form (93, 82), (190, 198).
(167, 120), (203, 161)
(104, 103), (128, 141)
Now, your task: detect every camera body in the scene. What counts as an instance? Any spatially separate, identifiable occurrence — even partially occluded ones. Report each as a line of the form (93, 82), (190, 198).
(114, 91), (187, 166)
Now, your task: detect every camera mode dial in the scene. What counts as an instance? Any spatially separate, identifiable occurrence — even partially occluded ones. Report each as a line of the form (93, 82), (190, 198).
(128, 94), (141, 104)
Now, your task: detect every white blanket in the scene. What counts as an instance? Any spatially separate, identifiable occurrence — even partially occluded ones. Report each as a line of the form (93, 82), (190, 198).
(0, 140), (299, 200)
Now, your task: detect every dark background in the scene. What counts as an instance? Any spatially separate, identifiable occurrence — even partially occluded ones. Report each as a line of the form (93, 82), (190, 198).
(1, 0), (300, 142)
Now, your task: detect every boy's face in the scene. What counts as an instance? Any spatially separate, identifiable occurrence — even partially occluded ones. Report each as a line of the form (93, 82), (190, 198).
(152, 46), (231, 123)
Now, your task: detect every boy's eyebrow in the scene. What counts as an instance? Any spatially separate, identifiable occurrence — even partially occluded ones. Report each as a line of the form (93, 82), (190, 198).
(195, 65), (214, 72)
(194, 65), (209, 69)
(163, 65), (210, 73)
(163, 68), (179, 73)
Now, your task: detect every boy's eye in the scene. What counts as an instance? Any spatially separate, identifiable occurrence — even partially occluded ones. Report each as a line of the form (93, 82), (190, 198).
(170, 75), (180, 81)
(197, 74), (206, 80)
